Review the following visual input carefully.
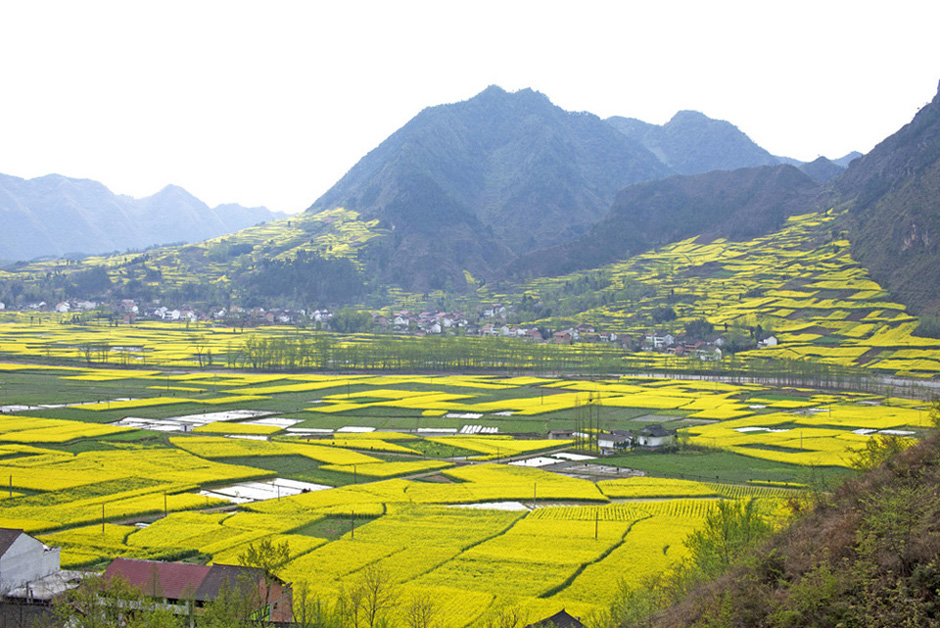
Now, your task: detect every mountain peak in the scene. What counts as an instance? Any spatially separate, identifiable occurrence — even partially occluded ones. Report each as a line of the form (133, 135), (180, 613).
(668, 110), (711, 123)
(609, 110), (779, 175)
(307, 85), (670, 290)
(466, 85), (553, 111)
(153, 183), (196, 198)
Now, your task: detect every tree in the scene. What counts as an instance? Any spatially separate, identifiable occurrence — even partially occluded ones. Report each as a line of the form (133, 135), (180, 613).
(338, 564), (397, 628)
(331, 308), (374, 333)
(685, 499), (774, 578)
(45, 575), (184, 628)
(403, 590), (440, 628)
(238, 538), (291, 619)
(685, 318), (714, 339)
(199, 578), (259, 628)
(650, 306), (677, 324)
(848, 433), (912, 471)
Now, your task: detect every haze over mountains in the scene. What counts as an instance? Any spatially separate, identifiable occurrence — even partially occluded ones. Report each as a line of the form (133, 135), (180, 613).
(306, 85), (854, 291)
(0, 173), (285, 262)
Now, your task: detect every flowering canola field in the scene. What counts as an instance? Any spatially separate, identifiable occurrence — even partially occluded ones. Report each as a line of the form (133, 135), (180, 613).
(0, 362), (928, 624)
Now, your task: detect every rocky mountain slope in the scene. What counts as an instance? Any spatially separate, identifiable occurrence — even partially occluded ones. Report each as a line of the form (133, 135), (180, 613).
(308, 85), (676, 290)
(838, 81), (940, 314)
(606, 110), (781, 175)
(510, 164), (823, 279)
(0, 174), (284, 262)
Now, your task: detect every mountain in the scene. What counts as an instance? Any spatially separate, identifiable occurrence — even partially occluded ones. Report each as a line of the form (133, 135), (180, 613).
(307, 85), (673, 290)
(606, 110), (781, 175)
(834, 151), (863, 168)
(510, 164), (823, 278)
(799, 156), (845, 182)
(838, 80), (940, 314)
(0, 174), (285, 262)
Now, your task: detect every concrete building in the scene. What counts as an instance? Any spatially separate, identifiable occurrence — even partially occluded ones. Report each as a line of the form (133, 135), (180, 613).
(0, 528), (61, 593)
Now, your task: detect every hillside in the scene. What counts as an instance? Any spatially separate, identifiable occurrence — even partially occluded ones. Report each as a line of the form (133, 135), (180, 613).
(607, 110), (780, 175)
(510, 164), (823, 279)
(837, 81), (940, 315)
(798, 156), (845, 183)
(629, 429), (940, 628)
(307, 85), (673, 290)
(0, 173), (285, 262)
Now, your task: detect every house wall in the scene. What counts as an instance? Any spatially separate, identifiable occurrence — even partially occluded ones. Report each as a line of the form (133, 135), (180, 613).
(639, 435), (675, 448)
(0, 535), (60, 592)
(258, 581), (292, 622)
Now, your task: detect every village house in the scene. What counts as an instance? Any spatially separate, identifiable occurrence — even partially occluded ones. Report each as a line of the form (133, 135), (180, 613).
(525, 609), (587, 628)
(552, 331), (572, 344)
(759, 335), (779, 348)
(0, 528), (61, 593)
(644, 332), (675, 349)
(597, 431), (632, 454)
(104, 558), (293, 622)
(635, 425), (677, 449)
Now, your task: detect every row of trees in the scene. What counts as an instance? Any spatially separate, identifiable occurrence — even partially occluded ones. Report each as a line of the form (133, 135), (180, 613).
(230, 333), (911, 396)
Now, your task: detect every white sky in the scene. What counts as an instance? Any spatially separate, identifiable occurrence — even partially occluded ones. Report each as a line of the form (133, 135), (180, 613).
(0, 1), (937, 214)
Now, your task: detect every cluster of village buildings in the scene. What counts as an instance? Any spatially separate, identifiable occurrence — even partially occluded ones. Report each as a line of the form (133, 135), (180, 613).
(5, 298), (778, 361)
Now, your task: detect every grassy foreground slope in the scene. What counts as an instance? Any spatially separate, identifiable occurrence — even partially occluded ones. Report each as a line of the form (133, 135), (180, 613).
(633, 430), (940, 628)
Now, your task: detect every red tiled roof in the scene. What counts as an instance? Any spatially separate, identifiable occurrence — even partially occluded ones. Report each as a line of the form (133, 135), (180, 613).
(104, 558), (211, 601)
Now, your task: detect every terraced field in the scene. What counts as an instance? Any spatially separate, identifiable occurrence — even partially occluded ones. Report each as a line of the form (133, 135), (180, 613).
(488, 210), (940, 377)
(0, 362), (932, 624)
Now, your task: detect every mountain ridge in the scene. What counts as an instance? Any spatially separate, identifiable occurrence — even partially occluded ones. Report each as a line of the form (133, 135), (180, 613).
(509, 164), (824, 279)
(306, 85), (827, 292)
(0, 173), (286, 262)
(838, 80), (940, 314)
(606, 109), (782, 175)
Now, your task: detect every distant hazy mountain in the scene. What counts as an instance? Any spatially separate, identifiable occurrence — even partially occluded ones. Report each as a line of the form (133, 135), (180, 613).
(0, 174), (285, 262)
(510, 165), (823, 278)
(606, 110), (781, 175)
(838, 81), (940, 314)
(834, 151), (863, 168)
(308, 85), (673, 290)
(799, 156), (845, 183)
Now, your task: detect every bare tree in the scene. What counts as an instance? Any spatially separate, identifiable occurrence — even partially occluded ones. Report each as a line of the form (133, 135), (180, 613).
(403, 590), (440, 628)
